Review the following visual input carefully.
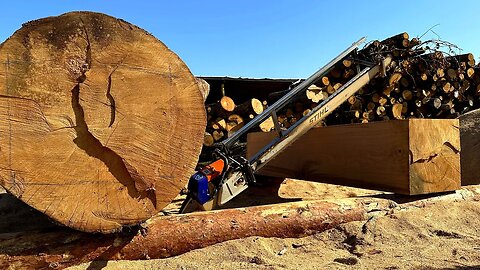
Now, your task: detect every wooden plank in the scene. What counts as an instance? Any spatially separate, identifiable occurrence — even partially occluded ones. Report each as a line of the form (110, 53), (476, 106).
(247, 119), (460, 195)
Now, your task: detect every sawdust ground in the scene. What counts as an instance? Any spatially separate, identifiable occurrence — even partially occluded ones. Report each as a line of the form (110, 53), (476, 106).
(68, 181), (480, 270)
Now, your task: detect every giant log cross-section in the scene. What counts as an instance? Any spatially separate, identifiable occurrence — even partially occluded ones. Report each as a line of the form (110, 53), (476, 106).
(0, 12), (206, 232)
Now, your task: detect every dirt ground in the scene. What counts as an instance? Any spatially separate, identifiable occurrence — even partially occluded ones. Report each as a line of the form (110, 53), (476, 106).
(64, 180), (480, 270)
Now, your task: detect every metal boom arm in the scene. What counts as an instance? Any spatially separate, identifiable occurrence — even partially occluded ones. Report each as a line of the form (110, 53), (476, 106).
(216, 55), (391, 206)
(221, 37), (367, 150)
(252, 56), (392, 171)
(182, 37), (392, 212)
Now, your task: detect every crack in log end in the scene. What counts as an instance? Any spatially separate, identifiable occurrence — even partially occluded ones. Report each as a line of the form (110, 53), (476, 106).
(70, 84), (156, 208)
(80, 18), (92, 70)
(106, 69), (116, 127)
(413, 153), (439, 164)
(443, 141), (460, 154)
(411, 141), (460, 164)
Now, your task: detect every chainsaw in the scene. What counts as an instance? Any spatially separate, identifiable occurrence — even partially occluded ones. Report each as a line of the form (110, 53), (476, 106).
(180, 37), (391, 213)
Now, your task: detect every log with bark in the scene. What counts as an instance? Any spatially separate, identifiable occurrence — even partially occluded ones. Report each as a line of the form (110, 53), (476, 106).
(0, 198), (383, 269)
(1, 186), (480, 269)
(195, 77), (211, 102)
(0, 12), (206, 233)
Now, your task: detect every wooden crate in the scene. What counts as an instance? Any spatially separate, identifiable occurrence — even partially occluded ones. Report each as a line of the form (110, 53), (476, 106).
(247, 119), (460, 195)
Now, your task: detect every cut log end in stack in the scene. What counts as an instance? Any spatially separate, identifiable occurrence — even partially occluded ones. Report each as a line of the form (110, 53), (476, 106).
(205, 97), (265, 144)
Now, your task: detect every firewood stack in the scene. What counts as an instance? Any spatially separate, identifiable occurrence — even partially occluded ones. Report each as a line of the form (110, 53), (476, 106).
(346, 33), (478, 124)
(203, 32), (479, 148)
(204, 96), (266, 145)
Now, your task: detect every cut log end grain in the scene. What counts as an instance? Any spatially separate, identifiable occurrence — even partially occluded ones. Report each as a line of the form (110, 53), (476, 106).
(212, 130), (225, 141)
(204, 132), (214, 147)
(392, 104), (404, 119)
(260, 116), (275, 132)
(333, 83), (343, 91)
(382, 32), (410, 49)
(443, 82), (452, 93)
(220, 96), (236, 112)
(379, 96), (388, 106)
(467, 68), (475, 78)
(437, 68), (445, 78)
(433, 98), (442, 109)
(306, 86), (327, 103)
(342, 59), (352, 68)
(326, 84), (336, 94)
(389, 72), (402, 85)
(0, 12), (206, 233)
(228, 114), (244, 124)
(321, 76), (330, 86)
(376, 105), (386, 116)
(251, 98), (264, 114)
(347, 96), (357, 105)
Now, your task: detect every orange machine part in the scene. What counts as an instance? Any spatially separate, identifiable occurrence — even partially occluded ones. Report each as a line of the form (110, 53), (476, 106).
(201, 159), (225, 182)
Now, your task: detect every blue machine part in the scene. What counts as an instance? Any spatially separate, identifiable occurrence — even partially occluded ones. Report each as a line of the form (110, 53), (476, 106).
(188, 171), (211, 204)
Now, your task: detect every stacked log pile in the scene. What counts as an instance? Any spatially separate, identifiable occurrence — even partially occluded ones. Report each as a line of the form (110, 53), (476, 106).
(204, 96), (266, 145)
(203, 32), (480, 147)
(349, 33), (478, 124)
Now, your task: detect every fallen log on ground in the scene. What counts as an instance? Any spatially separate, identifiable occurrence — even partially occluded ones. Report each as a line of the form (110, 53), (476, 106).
(1, 186), (480, 269)
(0, 12), (206, 233)
(0, 198), (377, 269)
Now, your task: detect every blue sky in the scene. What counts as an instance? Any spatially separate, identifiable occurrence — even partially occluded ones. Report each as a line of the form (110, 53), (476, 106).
(1, 1), (479, 78)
